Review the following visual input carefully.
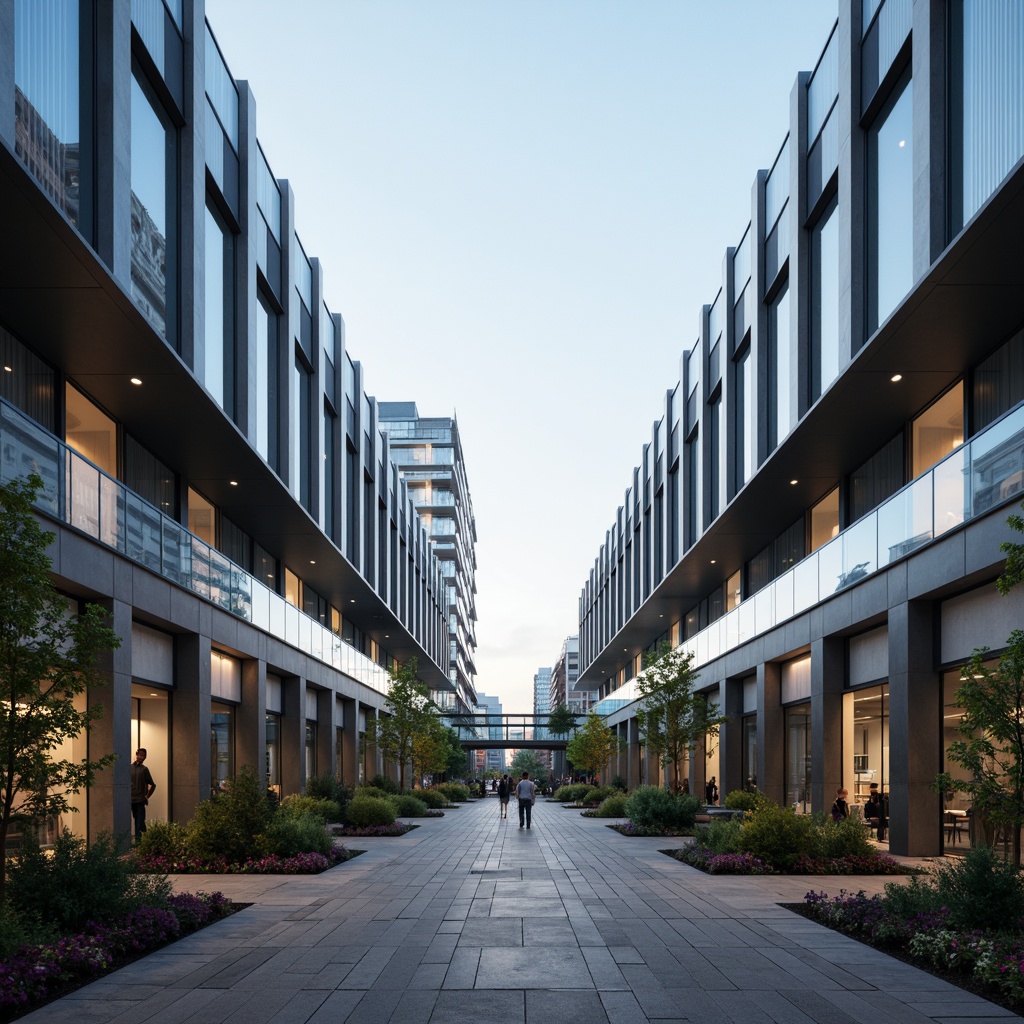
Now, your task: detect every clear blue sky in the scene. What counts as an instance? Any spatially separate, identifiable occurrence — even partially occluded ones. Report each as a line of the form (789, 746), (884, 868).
(205, 0), (839, 712)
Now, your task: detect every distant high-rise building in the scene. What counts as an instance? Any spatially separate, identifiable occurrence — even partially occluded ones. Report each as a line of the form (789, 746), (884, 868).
(551, 636), (592, 712)
(379, 404), (479, 715)
(475, 693), (505, 773)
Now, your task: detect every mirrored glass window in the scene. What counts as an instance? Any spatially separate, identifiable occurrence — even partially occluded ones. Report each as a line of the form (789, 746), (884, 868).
(810, 197), (840, 401)
(768, 281), (792, 451)
(912, 383), (964, 478)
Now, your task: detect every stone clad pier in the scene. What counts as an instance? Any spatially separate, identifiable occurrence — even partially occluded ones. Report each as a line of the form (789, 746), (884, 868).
(25, 797), (1016, 1024)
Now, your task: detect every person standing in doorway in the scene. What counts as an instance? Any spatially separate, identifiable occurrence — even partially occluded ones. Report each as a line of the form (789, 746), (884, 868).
(704, 776), (718, 805)
(497, 773), (510, 819)
(516, 771), (536, 829)
(130, 748), (157, 844)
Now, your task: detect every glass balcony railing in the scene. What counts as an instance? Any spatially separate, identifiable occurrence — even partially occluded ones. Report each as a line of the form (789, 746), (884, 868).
(592, 402), (1024, 717)
(0, 398), (392, 695)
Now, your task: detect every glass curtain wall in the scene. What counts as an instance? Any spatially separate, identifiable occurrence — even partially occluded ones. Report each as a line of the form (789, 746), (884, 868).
(204, 202), (234, 414)
(265, 713), (281, 799)
(210, 702), (234, 795)
(742, 715), (757, 791)
(843, 684), (889, 808)
(951, 2), (1024, 233)
(785, 703), (811, 812)
(14, 0), (91, 233)
(768, 282), (792, 452)
(130, 70), (175, 342)
(810, 197), (840, 401)
(868, 74), (913, 332)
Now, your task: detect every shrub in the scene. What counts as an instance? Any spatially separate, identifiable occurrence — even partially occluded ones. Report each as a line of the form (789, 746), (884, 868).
(813, 815), (875, 860)
(262, 812), (333, 857)
(413, 788), (447, 809)
(186, 765), (274, 863)
(435, 783), (469, 802)
(554, 784), (592, 803)
(735, 802), (815, 870)
(135, 819), (188, 859)
(624, 786), (700, 831)
(932, 845), (1024, 931)
(723, 789), (769, 812)
(595, 794), (628, 817)
(6, 831), (171, 936)
(611, 776), (628, 792)
(357, 785), (395, 802)
(347, 794), (397, 827)
(390, 794), (429, 817)
(306, 773), (353, 818)
(695, 817), (744, 855)
(369, 774), (400, 795)
(279, 794), (343, 823)
(582, 786), (617, 805)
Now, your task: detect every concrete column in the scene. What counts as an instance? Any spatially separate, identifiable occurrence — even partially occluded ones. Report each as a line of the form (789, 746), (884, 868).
(88, 598), (133, 843)
(722, 677), (745, 796)
(811, 636), (845, 814)
(342, 697), (360, 784)
(281, 675), (306, 798)
(889, 600), (941, 856)
(172, 633), (211, 821)
(758, 661), (784, 803)
(627, 716), (641, 789)
(238, 659), (267, 786)
(316, 686), (335, 782)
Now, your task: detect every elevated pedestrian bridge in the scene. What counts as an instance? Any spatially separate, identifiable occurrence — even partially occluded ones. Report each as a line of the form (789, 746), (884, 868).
(447, 713), (579, 749)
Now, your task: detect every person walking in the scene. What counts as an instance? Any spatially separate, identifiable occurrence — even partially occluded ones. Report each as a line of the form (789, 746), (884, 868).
(516, 771), (536, 829)
(130, 748), (157, 844)
(497, 773), (510, 819)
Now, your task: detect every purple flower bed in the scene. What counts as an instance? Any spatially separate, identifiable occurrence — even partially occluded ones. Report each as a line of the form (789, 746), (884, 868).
(801, 889), (1024, 1010)
(331, 823), (417, 838)
(607, 822), (691, 837)
(0, 892), (231, 1019)
(132, 847), (355, 874)
(664, 844), (908, 875)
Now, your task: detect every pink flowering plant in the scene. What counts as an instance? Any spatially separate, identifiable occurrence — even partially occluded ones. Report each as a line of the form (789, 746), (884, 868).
(802, 847), (1024, 1010)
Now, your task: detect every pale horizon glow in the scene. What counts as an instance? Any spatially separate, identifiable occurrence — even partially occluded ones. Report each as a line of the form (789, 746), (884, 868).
(205, 0), (839, 713)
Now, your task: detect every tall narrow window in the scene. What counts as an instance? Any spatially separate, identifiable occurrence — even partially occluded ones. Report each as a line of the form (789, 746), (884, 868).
(255, 291), (279, 468)
(685, 431), (700, 548)
(708, 398), (720, 521)
(868, 74), (913, 332)
(810, 196), (840, 401)
(293, 352), (312, 512)
(951, 2), (1024, 232)
(324, 406), (337, 542)
(733, 343), (753, 487)
(15, 0), (91, 233)
(204, 202), (234, 414)
(768, 282), (792, 452)
(130, 71), (175, 342)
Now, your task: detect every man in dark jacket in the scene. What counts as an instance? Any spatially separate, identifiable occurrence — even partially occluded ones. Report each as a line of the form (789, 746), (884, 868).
(130, 748), (157, 844)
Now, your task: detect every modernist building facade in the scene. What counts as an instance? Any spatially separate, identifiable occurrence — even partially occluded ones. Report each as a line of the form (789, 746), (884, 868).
(378, 403), (479, 715)
(1, 0), (455, 842)
(578, 0), (1024, 856)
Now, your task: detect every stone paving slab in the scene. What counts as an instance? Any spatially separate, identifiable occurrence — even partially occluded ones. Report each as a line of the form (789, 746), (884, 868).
(15, 797), (1021, 1023)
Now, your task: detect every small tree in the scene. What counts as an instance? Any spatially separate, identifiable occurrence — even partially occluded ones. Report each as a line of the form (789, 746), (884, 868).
(409, 714), (450, 787)
(375, 658), (437, 791)
(936, 633), (1024, 866)
(509, 749), (547, 783)
(440, 726), (468, 781)
(565, 712), (620, 783)
(546, 703), (577, 737)
(0, 475), (121, 897)
(635, 642), (728, 793)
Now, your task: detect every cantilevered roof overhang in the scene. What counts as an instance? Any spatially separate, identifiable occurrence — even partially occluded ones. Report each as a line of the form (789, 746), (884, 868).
(581, 155), (1024, 685)
(0, 141), (449, 689)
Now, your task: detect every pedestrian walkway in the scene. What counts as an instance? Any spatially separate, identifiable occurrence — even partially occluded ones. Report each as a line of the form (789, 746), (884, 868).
(25, 797), (1018, 1024)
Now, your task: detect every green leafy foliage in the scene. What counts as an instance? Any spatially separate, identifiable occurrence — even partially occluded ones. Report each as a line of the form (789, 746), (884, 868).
(554, 784), (593, 803)
(347, 794), (397, 827)
(723, 789), (769, 812)
(356, 785), (394, 802)
(509, 749), (547, 781)
(694, 817), (745, 855)
(435, 783), (469, 803)
(636, 642), (728, 793)
(135, 819), (188, 859)
(186, 765), (274, 863)
(595, 794), (628, 817)
(390, 794), (429, 817)
(369, 774), (400, 795)
(305, 773), (353, 819)
(0, 475), (122, 897)
(413, 788), (447, 809)
(565, 713), (621, 782)
(375, 658), (439, 791)
(262, 812), (333, 857)
(546, 703), (578, 737)
(932, 845), (1024, 931)
(624, 785), (700, 831)
(6, 831), (171, 936)
(734, 803), (815, 870)
(279, 795), (343, 823)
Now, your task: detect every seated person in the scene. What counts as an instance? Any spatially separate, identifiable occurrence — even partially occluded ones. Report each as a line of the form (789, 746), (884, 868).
(864, 783), (888, 841)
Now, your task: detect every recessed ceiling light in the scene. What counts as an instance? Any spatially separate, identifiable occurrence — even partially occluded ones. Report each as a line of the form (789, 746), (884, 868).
(350, 599), (356, 604)
(130, 377), (142, 385)
(891, 373), (903, 382)
(310, 560), (316, 565)
(229, 480), (238, 486)
(710, 559), (716, 564)
(3, 366), (12, 373)
(790, 479), (798, 485)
